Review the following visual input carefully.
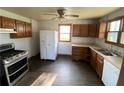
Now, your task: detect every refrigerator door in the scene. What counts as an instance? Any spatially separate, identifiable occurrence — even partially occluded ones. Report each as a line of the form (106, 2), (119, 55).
(40, 31), (47, 59)
(46, 31), (55, 60)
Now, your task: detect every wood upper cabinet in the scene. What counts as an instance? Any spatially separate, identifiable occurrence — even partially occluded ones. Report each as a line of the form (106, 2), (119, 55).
(72, 24), (80, 37)
(90, 50), (97, 70)
(98, 21), (107, 39)
(96, 54), (104, 78)
(72, 24), (88, 37)
(0, 16), (2, 28)
(88, 24), (98, 37)
(10, 20), (25, 38)
(80, 24), (88, 37)
(1, 16), (15, 29)
(72, 46), (90, 61)
(25, 23), (32, 37)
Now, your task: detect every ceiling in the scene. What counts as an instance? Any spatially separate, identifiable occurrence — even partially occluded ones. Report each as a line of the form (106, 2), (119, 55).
(1, 7), (120, 21)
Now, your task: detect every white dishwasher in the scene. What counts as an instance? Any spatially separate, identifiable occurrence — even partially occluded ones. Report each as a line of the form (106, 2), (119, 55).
(102, 60), (120, 86)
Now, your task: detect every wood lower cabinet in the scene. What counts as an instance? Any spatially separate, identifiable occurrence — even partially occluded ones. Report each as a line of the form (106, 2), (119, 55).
(96, 54), (104, 78)
(90, 50), (97, 70)
(72, 46), (90, 61)
(1, 16), (15, 29)
(88, 24), (98, 37)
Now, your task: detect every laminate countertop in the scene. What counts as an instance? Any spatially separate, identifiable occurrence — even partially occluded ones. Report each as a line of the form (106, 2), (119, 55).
(72, 43), (123, 70)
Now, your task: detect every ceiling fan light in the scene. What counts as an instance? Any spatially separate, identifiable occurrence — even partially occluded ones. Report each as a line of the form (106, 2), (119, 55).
(59, 17), (66, 23)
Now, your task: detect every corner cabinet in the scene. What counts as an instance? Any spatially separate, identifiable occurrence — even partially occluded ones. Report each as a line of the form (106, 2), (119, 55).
(98, 21), (107, 39)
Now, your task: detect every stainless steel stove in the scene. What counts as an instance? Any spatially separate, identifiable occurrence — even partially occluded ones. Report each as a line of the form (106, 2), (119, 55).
(0, 43), (29, 86)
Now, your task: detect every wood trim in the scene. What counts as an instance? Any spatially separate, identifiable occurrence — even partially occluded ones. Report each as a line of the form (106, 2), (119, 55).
(58, 24), (72, 42)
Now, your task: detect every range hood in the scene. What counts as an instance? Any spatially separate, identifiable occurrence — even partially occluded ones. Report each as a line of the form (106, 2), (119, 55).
(0, 28), (17, 33)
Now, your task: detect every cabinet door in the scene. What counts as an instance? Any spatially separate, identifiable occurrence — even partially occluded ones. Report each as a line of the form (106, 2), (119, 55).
(0, 16), (2, 28)
(25, 23), (32, 37)
(72, 24), (80, 37)
(96, 54), (104, 78)
(90, 50), (97, 70)
(10, 20), (25, 38)
(88, 24), (97, 37)
(80, 24), (88, 37)
(98, 22), (107, 39)
(1, 16), (15, 29)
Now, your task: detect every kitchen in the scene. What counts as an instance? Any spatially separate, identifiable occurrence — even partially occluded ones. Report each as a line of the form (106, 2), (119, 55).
(0, 7), (124, 86)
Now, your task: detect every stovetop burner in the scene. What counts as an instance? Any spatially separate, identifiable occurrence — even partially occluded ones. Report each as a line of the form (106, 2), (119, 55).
(0, 49), (24, 60)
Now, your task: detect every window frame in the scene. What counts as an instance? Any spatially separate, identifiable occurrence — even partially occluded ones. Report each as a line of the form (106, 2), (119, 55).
(58, 24), (72, 42)
(105, 16), (124, 48)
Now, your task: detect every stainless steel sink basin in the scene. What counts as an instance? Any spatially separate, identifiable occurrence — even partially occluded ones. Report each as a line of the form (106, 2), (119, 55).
(97, 49), (114, 56)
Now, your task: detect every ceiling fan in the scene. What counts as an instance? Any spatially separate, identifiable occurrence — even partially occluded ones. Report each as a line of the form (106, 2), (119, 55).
(41, 9), (79, 22)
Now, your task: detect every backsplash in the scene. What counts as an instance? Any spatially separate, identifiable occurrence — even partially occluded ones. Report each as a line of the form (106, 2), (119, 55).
(95, 38), (124, 57)
(71, 37), (96, 44)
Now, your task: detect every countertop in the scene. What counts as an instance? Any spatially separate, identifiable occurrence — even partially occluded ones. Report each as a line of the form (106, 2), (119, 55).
(72, 43), (123, 70)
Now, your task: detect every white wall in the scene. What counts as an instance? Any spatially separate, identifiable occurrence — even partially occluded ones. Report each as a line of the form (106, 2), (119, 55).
(38, 19), (97, 55)
(96, 8), (124, 56)
(0, 9), (40, 57)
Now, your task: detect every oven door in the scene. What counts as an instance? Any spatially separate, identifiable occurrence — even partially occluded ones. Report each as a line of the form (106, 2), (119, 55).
(4, 57), (29, 86)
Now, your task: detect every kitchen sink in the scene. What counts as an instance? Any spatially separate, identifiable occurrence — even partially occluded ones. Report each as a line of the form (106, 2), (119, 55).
(97, 49), (114, 56)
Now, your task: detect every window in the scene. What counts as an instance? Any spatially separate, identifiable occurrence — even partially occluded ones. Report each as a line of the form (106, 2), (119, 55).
(106, 19), (121, 43)
(59, 24), (71, 42)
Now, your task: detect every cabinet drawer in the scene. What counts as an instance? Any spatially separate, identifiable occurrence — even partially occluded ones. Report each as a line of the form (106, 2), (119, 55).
(72, 47), (89, 53)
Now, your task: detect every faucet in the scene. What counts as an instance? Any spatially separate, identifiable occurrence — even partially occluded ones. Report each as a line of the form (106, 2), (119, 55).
(110, 45), (113, 52)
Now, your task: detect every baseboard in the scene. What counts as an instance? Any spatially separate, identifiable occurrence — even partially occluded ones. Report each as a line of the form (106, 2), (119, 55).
(58, 54), (72, 56)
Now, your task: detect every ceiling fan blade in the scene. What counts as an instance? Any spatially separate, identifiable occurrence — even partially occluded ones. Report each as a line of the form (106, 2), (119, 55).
(50, 17), (58, 20)
(65, 15), (79, 17)
(41, 13), (58, 16)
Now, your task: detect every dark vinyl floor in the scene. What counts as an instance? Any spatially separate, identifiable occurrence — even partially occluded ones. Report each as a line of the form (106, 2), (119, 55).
(16, 55), (104, 86)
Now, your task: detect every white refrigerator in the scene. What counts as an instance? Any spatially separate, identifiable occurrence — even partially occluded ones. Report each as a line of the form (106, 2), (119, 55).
(40, 30), (58, 60)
